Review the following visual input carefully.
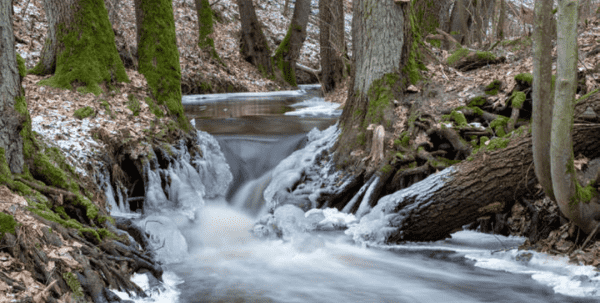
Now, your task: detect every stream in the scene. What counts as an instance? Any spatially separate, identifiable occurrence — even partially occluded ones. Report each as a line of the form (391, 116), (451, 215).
(108, 87), (600, 302)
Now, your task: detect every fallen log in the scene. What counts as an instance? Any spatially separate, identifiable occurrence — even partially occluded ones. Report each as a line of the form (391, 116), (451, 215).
(347, 97), (600, 243)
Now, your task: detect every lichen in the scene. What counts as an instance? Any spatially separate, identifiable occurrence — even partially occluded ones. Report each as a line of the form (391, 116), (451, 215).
(511, 91), (526, 109)
(514, 73), (533, 86)
(36, 0), (128, 95)
(73, 106), (95, 119)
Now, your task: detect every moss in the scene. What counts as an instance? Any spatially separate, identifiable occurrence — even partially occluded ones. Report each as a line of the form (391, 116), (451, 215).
(0, 212), (18, 239)
(127, 95), (141, 116)
(490, 115), (509, 137)
(16, 53), (26, 78)
(136, 0), (189, 131)
(197, 0), (223, 64)
(479, 136), (490, 146)
(449, 110), (468, 127)
(468, 96), (486, 107)
(514, 73), (533, 85)
(73, 106), (95, 119)
(476, 51), (496, 61)
(485, 80), (501, 95)
(447, 48), (469, 65)
(380, 165), (393, 174)
(363, 73), (399, 127)
(357, 132), (366, 146)
(576, 88), (599, 103)
(144, 97), (164, 118)
(63, 272), (84, 299)
(510, 91), (526, 109)
(272, 25), (297, 87)
(574, 182), (597, 204)
(468, 106), (484, 116)
(14, 96), (35, 159)
(33, 153), (69, 190)
(483, 137), (510, 151)
(37, 0), (128, 95)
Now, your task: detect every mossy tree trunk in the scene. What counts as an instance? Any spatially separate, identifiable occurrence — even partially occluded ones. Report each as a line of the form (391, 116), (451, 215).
(551, 0), (600, 234)
(319, 0), (345, 93)
(334, 0), (410, 169)
(0, 0), (25, 174)
(195, 0), (223, 63)
(236, 0), (273, 78)
(532, 0), (555, 200)
(134, 0), (189, 131)
(272, 0), (311, 87)
(496, 0), (505, 40)
(33, 0), (128, 95)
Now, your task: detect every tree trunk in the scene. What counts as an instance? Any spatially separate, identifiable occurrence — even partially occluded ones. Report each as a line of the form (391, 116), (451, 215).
(532, 0), (555, 201)
(134, 0), (189, 130)
(319, 0), (345, 93)
(33, 0), (127, 95)
(195, 0), (222, 63)
(272, 0), (311, 87)
(236, 0), (273, 78)
(496, 0), (505, 40)
(348, 105), (600, 243)
(334, 0), (410, 168)
(448, 0), (473, 45)
(0, 0), (24, 174)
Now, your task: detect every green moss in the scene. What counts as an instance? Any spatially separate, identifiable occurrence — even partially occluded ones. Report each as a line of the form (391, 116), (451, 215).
(380, 165), (393, 174)
(510, 91), (526, 109)
(476, 51), (496, 61)
(468, 96), (486, 107)
(73, 106), (95, 119)
(272, 26), (297, 87)
(576, 88), (599, 103)
(468, 106), (484, 116)
(574, 182), (597, 203)
(357, 132), (366, 146)
(363, 73), (398, 127)
(0, 212), (18, 239)
(483, 137), (510, 151)
(479, 136), (490, 146)
(63, 272), (84, 298)
(197, 0), (223, 64)
(449, 110), (468, 127)
(14, 96), (35, 159)
(127, 95), (141, 116)
(136, 0), (189, 131)
(447, 48), (469, 65)
(36, 0), (128, 95)
(485, 80), (501, 95)
(144, 97), (164, 118)
(514, 73), (533, 85)
(16, 53), (26, 78)
(490, 115), (509, 137)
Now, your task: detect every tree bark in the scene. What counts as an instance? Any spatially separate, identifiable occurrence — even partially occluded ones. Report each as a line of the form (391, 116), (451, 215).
(33, 0), (127, 94)
(532, 0), (555, 200)
(272, 0), (311, 87)
(236, 0), (273, 78)
(496, 0), (505, 40)
(134, 0), (189, 130)
(319, 0), (345, 93)
(448, 0), (473, 45)
(0, 0), (24, 174)
(349, 114), (600, 243)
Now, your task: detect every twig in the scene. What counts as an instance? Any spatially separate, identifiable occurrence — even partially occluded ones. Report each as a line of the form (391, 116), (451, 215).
(20, 0), (31, 21)
(581, 221), (600, 249)
(210, 0), (223, 7)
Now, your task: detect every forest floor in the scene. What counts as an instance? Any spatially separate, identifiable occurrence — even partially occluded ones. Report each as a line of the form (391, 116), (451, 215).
(3, 0), (600, 300)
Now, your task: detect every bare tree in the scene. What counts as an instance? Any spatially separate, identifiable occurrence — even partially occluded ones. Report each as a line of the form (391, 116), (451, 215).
(550, 0), (600, 234)
(237, 0), (273, 78)
(532, 0), (555, 201)
(0, 0), (26, 174)
(272, 0), (311, 87)
(319, 0), (345, 93)
(134, 0), (189, 130)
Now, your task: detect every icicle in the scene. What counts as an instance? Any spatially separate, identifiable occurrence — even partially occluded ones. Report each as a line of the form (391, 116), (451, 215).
(355, 176), (380, 219)
(342, 175), (376, 213)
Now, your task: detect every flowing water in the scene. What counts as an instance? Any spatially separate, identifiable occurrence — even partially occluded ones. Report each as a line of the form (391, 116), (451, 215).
(110, 89), (600, 302)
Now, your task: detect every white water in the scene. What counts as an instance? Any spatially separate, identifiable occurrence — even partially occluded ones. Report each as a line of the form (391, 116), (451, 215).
(105, 102), (600, 303)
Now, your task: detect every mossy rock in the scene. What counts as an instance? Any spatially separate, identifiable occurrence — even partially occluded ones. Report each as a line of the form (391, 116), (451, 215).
(514, 73), (533, 86)
(447, 48), (469, 66)
(0, 212), (18, 239)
